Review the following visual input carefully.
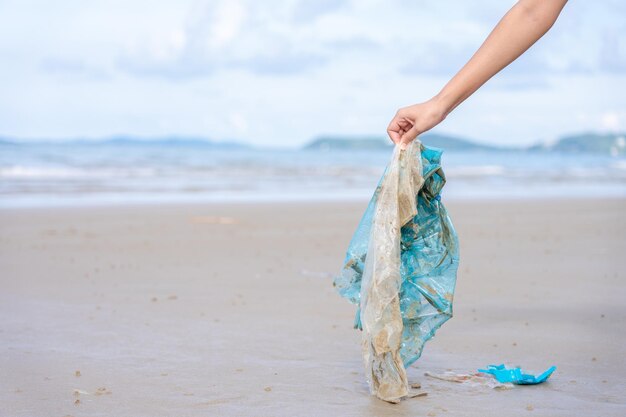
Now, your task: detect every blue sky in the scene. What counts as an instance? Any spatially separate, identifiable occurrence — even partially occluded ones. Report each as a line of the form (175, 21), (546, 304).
(0, 0), (625, 147)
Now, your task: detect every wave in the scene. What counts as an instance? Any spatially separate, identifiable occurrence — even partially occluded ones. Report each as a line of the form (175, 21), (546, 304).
(445, 165), (507, 176)
(611, 160), (626, 171)
(0, 165), (156, 179)
(1, 147), (624, 206)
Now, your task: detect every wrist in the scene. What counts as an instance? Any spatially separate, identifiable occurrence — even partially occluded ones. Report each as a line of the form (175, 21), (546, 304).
(431, 92), (454, 119)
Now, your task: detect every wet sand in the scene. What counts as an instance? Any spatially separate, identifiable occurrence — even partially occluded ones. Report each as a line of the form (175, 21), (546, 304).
(1, 198), (625, 416)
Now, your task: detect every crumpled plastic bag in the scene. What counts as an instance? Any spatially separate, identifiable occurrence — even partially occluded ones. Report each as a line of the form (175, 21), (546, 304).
(333, 139), (460, 402)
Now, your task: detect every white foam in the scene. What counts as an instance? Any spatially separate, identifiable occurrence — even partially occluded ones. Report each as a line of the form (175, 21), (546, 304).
(445, 165), (507, 177)
(0, 165), (155, 179)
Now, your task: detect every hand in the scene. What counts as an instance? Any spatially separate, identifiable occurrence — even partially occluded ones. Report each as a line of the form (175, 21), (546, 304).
(385, 0), (567, 150)
(386, 96), (448, 148)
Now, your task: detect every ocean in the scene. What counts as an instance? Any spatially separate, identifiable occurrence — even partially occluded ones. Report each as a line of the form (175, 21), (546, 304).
(1, 140), (625, 208)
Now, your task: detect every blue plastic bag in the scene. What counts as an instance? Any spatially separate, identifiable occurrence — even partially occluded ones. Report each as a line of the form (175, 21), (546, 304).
(333, 140), (460, 401)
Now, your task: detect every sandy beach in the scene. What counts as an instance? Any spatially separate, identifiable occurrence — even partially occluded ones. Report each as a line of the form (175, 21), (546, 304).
(1, 197), (625, 417)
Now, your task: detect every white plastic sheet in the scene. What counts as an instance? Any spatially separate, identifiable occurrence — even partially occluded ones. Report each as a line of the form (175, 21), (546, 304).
(359, 140), (424, 402)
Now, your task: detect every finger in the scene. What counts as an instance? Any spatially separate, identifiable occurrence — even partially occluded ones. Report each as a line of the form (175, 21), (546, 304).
(386, 117), (403, 144)
(400, 126), (420, 146)
(398, 118), (412, 130)
(387, 125), (401, 144)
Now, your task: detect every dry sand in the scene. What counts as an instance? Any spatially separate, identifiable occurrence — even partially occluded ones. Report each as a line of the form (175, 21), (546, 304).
(1, 198), (625, 416)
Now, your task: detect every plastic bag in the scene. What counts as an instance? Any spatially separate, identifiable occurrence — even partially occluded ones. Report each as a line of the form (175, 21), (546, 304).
(333, 139), (460, 402)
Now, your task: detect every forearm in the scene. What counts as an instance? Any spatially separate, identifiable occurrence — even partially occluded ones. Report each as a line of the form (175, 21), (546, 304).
(434, 0), (568, 116)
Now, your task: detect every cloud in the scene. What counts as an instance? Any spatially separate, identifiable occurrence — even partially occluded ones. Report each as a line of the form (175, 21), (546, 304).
(292, 0), (349, 23)
(398, 42), (476, 76)
(599, 30), (626, 73)
(0, 0), (625, 146)
(207, 1), (246, 48)
(39, 57), (111, 81)
(396, 1), (626, 78)
(233, 50), (329, 75)
(484, 76), (552, 91)
(601, 111), (624, 131)
(116, 0), (343, 80)
(229, 112), (248, 134)
(115, 0), (626, 83)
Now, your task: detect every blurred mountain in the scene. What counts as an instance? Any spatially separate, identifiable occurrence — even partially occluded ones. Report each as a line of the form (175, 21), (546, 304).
(3, 132), (625, 155)
(419, 133), (512, 151)
(302, 136), (391, 151)
(303, 132), (626, 156)
(528, 132), (626, 156)
(302, 133), (510, 151)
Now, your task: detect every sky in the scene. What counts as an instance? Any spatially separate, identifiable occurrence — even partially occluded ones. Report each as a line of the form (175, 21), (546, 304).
(0, 0), (625, 148)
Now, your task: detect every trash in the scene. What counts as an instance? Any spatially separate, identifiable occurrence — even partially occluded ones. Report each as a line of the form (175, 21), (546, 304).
(425, 371), (514, 390)
(333, 140), (460, 403)
(94, 387), (112, 395)
(385, 387), (428, 404)
(477, 364), (557, 385)
(406, 389), (428, 399)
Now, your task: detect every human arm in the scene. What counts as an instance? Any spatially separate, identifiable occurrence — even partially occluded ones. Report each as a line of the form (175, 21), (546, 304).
(387, 0), (569, 147)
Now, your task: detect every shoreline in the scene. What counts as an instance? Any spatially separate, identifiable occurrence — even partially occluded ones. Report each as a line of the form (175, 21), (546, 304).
(1, 190), (625, 211)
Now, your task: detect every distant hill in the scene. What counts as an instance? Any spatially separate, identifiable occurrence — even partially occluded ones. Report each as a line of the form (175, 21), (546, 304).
(303, 132), (626, 155)
(302, 133), (509, 152)
(92, 136), (251, 149)
(419, 133), (512, 151)
(3, 132), (625, 155)
(528, 132), (626, 156)
(302, 136), (392, 151)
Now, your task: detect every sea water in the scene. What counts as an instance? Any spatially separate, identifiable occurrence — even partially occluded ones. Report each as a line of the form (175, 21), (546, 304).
(1, 141), (625, 208)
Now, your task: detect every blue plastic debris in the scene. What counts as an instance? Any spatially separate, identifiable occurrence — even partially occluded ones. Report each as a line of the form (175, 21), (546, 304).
(333, 140), (460, 402)
(333, 141), (460, 369)
(478, 364), (557, 385)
